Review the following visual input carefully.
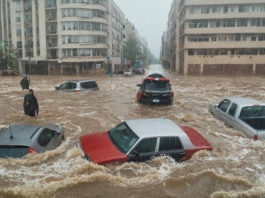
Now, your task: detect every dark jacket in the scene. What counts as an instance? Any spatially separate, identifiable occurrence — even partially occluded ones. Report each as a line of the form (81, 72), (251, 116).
(20, 77), (29, 90)
(24, 94), (39, 117)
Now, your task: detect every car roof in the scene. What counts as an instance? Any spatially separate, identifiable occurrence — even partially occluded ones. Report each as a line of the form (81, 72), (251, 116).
(126, 119), (187, 139)
(0, 125), (41, 146)
(226, 97), (265, 107)
(68, 79), (95, 83)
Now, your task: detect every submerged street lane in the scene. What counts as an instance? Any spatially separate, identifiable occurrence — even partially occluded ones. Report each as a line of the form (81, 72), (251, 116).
(0, 66), (265, 198)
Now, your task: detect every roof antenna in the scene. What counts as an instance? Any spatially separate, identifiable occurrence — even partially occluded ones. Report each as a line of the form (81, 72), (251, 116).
(9, 124), (13, 139)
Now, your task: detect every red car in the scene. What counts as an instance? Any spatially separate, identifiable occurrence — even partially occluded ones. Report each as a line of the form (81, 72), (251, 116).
(137, 73), (174, 105)
(78, 119), (212, 165)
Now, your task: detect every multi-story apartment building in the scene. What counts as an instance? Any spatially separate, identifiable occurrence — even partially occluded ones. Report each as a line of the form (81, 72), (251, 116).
(109, 0), (125, 73)
(0, 0), (141, 75)
(165, 0), (265, 75)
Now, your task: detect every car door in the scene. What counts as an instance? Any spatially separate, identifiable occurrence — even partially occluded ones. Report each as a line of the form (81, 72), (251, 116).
(127, 137), (158, 162)
(157, 137), (186, 161)
(65, 82), (77, 92)
(216, 99), (231, 123)
(35, 128), (57, 152)
(226, 103), (238, 128)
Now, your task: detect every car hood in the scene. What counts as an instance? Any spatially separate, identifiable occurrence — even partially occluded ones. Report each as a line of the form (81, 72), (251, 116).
(80, 131), (127, 164)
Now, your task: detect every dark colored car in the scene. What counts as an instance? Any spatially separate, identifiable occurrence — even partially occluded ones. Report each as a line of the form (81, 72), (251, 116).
(77, 119), (212, 165)
(132, 67), (145, 75)
(0, 124), (64, 158)
(55, 80), (99, 93)
(136, 73), (174, 105)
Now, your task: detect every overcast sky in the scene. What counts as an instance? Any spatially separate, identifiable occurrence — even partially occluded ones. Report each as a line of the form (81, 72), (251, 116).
(114, 0), (173, 58)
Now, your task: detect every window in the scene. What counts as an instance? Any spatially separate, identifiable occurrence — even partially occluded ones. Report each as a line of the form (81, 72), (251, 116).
(17, 41), (22, 48)
(108, 123), (139, 153)
(16, 29), (21, 36)
(198, 21), (208, 28)
(239, 106), (265, 118)
(239, 5), (248, 13)
(133, 138), (157, 153)
(80, 81), (98, 89)
(229, 103), (238, 117)
(212, 6), (217, 13)
(251, 36), (257, 41)
(189, 22), (197, 28)
(38, 128), (56, 147)
(201, 7), (210, 14)
(16, 16), (21, 22)
(190, 8), (195, 14)
(258, 34), (265, 41)
(218, 99), (231, 112)
(188, 49), (194, 55)
(251, 19), (261, 27)
(223, 6), (228, 13)
(159, 137), (183, 151)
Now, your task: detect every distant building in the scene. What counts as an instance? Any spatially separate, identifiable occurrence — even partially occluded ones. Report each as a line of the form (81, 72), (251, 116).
(165, 0), (265, 75)
(0, 0), (144, 75)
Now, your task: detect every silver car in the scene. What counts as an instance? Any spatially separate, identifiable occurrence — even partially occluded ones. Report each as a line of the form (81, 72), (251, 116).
(55, 80), (99, 92)
(209, 97), (265, 140)
(0, 124), (64, 158)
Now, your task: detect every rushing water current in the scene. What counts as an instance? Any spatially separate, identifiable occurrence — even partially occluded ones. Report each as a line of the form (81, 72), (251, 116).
(0, 65), (265, 198)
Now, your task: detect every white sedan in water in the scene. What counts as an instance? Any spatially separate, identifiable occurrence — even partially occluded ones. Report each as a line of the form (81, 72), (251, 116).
(209, 97), (265, 140)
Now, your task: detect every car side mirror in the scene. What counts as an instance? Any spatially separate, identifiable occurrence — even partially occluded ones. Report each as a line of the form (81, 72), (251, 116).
(137, 84), (141, 87)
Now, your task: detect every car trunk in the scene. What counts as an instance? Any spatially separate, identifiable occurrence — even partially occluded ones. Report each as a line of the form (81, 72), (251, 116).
(142, 90), (172, 104)
(0, 146), (29, 158)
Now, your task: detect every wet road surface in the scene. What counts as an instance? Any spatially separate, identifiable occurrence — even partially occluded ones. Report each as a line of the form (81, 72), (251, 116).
(0, 65), (265, 198)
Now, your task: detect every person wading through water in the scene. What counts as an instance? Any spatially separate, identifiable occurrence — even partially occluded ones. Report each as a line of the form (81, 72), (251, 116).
(20, 74), (30, 90)
(24, 89), (39, 117)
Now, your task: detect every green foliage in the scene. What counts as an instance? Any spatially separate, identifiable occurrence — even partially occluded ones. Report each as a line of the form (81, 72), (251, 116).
(123, 33), (142, 63)
(0, 45), (19, 71)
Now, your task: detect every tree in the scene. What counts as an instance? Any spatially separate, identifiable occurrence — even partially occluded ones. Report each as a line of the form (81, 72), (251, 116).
(123, 33), (142, 64)
(0, 45), (18, 71)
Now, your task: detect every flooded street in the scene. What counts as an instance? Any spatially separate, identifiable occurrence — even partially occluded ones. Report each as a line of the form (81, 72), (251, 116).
(0, 66), (265, 198)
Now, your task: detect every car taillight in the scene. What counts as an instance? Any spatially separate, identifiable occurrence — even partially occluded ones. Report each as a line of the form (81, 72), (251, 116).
(253, 135), (258, 141)
(28, 147), (36, 153)
(75, 89), (80, 93)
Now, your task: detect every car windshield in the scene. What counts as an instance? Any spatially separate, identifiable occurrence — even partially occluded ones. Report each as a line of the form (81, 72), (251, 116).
(144, 80), (170, 91)
(239, 106), (265, 118)
(0, 146), (29, 158)
(108, 122), (139, 154)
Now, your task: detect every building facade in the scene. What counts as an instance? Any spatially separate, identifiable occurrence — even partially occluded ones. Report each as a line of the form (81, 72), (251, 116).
(0, 0), (140, 75)
(165, 0), (265, 75)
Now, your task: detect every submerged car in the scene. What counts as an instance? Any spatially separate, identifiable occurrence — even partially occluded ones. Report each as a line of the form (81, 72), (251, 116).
(132, 67), (145, 75)
(209, 97), (265, 140)
(124, 69), (132, 76)
(136, 73), (174, 105)
(0, 124), (64, 158)
(55, 80), (99, 93)
(78, 119), (212, 165)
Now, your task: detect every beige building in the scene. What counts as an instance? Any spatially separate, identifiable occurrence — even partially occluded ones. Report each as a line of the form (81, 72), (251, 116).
(0, 0), (140, 75)
(165, 0), (265, 75)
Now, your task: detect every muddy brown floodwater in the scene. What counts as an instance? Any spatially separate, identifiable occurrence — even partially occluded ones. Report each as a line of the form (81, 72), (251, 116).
(0, 65), (265, 198)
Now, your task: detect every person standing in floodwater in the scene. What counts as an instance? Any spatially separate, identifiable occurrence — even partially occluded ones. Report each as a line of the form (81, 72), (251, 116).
(20, 74), (30, 90)
(23, 89), (39, 117)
